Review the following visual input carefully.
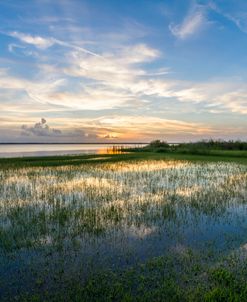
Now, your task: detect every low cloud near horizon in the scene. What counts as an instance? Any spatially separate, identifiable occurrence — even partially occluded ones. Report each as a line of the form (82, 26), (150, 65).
(21, 118), (62, 137)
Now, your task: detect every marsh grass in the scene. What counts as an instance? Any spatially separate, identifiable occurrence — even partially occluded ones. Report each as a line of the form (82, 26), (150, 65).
(0, 158), (247, 301)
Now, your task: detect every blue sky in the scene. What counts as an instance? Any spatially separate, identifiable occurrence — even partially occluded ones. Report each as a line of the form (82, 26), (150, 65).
(0, 0), (246, 142)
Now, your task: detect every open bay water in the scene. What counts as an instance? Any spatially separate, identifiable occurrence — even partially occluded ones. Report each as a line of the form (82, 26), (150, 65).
(0, 143), (146, 158)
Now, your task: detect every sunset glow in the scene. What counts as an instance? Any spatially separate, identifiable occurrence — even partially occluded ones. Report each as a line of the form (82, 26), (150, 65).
(0, 0), (246, 142)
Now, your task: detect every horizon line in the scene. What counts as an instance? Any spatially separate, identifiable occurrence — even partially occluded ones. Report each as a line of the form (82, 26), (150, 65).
(0, 142), (150, 145)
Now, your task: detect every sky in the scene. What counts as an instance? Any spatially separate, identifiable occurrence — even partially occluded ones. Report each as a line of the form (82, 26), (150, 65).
(0, 0), (246, 143)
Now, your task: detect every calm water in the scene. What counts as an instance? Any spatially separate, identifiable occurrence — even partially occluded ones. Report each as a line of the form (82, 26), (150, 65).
(0, 160), (246, 299)
(0, 144), (145, 158)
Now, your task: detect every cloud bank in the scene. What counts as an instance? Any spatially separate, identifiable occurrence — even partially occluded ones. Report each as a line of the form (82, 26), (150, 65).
(21, 118), (62, 137)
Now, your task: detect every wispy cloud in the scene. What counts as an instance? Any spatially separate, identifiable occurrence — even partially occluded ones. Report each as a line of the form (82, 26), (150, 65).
(10, 31), (55, 49)
(1, 53), (247, 116)
(8, 31), (102, 57)
(209, 2), (247, 34)
(169, 4), (208, 39)
(17, 115), (218, 142)
(1, 0), (246, 143)
(170, 80), (247, 115)
(8, 43), (25, 53)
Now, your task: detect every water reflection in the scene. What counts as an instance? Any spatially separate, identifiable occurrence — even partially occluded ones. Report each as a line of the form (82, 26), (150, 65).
(0, 143), (144, 158)
(0, 160), (246, 299)
(98, 145), (128, 154)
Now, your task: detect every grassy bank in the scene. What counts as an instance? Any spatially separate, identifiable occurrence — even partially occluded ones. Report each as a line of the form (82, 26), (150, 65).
(0, 149), (247, 169)
(123, 139), (247, 165)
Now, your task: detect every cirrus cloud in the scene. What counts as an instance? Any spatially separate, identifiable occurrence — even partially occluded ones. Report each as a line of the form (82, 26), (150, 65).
(169, 4), (208, 39)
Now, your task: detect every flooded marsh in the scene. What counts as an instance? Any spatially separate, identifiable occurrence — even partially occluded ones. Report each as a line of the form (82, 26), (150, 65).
(0, 159), (247, 301)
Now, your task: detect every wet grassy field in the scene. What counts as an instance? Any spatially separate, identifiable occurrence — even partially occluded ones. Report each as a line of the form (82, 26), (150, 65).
(0, 152), (247, 301)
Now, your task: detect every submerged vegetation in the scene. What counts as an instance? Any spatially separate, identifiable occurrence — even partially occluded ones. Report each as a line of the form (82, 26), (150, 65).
(0, 154), (247, 301)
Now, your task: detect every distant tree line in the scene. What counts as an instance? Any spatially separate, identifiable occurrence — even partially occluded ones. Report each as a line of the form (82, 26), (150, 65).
(147, 139), (247, 151)
(124, 139), (247, 155)
(177, 139), (247, 151)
